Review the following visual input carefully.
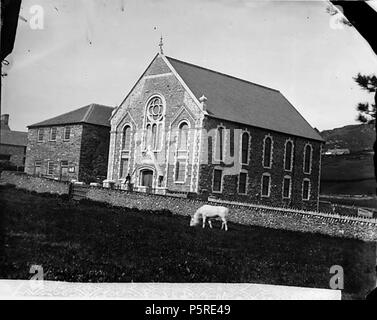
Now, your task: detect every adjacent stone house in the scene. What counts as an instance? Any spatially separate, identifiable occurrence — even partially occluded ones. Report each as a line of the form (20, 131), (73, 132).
(25, 103), (113, 183)
(107, 52), (324, 210)
(0, 114), (27, 169)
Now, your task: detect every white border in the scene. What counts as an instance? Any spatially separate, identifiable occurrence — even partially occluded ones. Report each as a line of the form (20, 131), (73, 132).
(283, 139), (294, 172)
(240, 130), (251, 165)
(303, 143), (313, 174)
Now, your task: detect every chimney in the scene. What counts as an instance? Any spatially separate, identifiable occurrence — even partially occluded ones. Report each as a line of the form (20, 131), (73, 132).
(0, 114), (10, 130)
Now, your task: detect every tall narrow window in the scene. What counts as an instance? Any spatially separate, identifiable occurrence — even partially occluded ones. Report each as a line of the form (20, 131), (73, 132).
(303, 144), (312, 174)
(261, 173), (271, 197)
(213, 169), (223, 192)
(64, 126), (71, 140)
(175, 159), (186, 182)
(241, 132), (249, 164)
(178, 122), (189, 150)
(50, 127), (57, 141)
(34, 160), (42, 176)
(263, 136), (273, 168)
(37, 128), (44, 142)
(282, 176), (291, 199)
(145, 96), (164, 150)
(284, 140), (293, 171)
(122, 125), (131, 150)
(218, 127), (224, 161)
(302, 179), (310, 200)
(120, 158), (129, 178)
(239, 172), (247, 194)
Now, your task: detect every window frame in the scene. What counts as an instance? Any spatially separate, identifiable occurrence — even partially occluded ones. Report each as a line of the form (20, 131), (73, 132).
(238, 171), (248, 195)
(121, 124), (132, 151)
(262, 135), (273, 169)
(47, 161), (54, 175)
(63, 126), (71, 141)
(49, 127), (57, 141)
(261, 172), (271, 198)
(37, 128), (44, 142)
(284, 139), (294, 172)
(282, 175), (292, 199)
(212, 168), (223, 193)
(303, 143), (313, 174)
(240, 131), (250, 165)
(302, 178), (311, 200)
(144, 95), (165, 152)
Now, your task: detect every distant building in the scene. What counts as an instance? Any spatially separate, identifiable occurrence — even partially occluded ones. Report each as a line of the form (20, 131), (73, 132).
(323, 148), (350, 155)
(25, 104), (113, 182)
(0, 114), (27, 169)
(107, 52), (324, 210)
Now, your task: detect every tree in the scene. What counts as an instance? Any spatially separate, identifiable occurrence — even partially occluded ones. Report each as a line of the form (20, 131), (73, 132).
(354, 73), (377, 124)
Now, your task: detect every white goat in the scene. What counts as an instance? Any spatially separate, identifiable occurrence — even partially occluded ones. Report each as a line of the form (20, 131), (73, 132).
(190, 205), (229, 231)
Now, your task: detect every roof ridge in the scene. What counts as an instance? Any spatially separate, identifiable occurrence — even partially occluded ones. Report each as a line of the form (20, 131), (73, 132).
(166, 56), (279, 93)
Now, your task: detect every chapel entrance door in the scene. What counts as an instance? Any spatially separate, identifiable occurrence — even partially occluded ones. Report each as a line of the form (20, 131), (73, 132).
(141, 169), (153, 192)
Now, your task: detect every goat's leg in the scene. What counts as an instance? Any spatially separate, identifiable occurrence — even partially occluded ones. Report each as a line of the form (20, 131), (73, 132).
(224, 220), (228, 231)
(208, 220), (213, 229)
(202, 216), (206, 228)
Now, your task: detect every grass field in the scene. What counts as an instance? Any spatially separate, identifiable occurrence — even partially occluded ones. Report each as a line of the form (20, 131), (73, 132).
(0, 186), (376, 299)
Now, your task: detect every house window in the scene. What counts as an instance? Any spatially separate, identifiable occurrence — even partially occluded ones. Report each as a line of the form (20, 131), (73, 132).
(37, 128), (44, 142)
(241, 132), (249, 164)
(303, 144), (312, 174)
(120, 158), (129, 178)
(47, 161), (54, 175)
(68, 166), (75, 173)
(239, 172), (247, 194)
(122, 125), (131, 150)
(284, 140), (294, 171)
(263, 136), (273, 168)
(34, 160), (42, 176)
(261, 173), (271, 197)
(213, 169), (223, 192)
(50, 127), (57, 141)
(64, 127), (71, 140)
(145, 96), (164, 150)
(0, 154), (11, 160)
(218, 127), (225, 161)
(175, 159), (186, 182)
(61, 160), (68, 166)
(178, 122), (189, 150)
(282, 176), (291, 199)
(302, 179), (311, 200)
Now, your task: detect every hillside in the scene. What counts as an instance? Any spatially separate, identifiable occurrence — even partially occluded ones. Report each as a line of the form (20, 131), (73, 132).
(320, 123), (375, 153)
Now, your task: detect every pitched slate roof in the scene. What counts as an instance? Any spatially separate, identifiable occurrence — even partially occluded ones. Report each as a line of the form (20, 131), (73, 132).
(166, 56), (324, 142)
(0, 129), (27, 146)
(28, 104), (114, 128)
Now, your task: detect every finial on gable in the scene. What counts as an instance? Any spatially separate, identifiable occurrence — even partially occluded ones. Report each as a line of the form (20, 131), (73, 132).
(199, 94), (207, 112)
(159, 35), (164, 55)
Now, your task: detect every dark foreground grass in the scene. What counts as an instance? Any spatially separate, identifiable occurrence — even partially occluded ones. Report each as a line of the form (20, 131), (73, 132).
(0, 187), (376, 299)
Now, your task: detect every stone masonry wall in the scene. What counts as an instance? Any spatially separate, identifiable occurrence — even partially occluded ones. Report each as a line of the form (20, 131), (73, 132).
(0, 171), (70, 195)
(85, 186), (377, 242)
(199, 117), (322, 211)
(24, 125), (83, 180)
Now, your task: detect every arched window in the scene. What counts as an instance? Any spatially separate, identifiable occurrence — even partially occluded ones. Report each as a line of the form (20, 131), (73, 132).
(122, 125), (131, 150)
(217, 127), (224, 161)
(263, 136), (273, 168)
(145, 96), (164, 150)
(303, 144), (312, 174)
(284, 140), (293, 171)
(241, 132), (249, 164)
(178, 122), (189, 150)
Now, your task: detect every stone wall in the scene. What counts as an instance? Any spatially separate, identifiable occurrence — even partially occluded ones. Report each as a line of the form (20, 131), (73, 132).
(79, 124), (110, 183)
(24, 125), (83, 180)
(85, 186), (377, 242)
(0, 144), (26, 167)
(0, 171), (70, 195)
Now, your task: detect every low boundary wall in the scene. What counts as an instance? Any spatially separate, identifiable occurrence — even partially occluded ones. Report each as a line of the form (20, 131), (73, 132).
(1, 171), (376, 241)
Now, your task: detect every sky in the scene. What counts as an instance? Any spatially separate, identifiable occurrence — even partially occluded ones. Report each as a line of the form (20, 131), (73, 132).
(2, 0), (377, 132)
